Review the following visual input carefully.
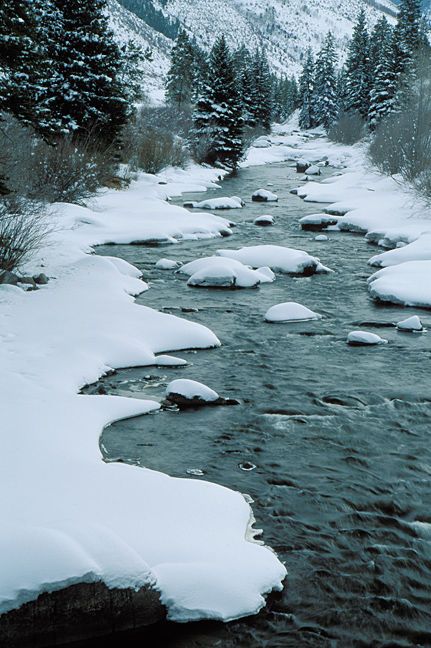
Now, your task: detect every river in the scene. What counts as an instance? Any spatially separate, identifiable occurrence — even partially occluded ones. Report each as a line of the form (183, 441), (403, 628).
(83, 159), (431, 647)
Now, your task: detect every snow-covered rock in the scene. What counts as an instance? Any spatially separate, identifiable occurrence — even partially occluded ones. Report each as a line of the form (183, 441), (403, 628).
(254, 215), (274, 227)
(265, 302), (322, 323)
(155, 258), (181, 270)
(217, 245), (323, 275)
(165, 379), (239, 408)
(299, 213), (339, 231)
(368, 233), (431, 267)
(305, 164), (321, 176)
(253, 136), (272, 149)
(347, 331), (388, 346)
(368, 261), (431, 308)
(180, 256), (275, 289)
(315, 234), (329, 241)
(396, 315), (424, 332)
(296, 159), (311, 173)
(252, 189), (278, 202)
(186, 196), (244, 210)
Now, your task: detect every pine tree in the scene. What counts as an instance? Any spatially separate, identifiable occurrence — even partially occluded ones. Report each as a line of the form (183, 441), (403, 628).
(369, 16), (392, 77)
(392, 0), (422, 107)
(314, 33), (339, 128)
(250, 50), (273, 131)
(299, 49), (315, 129)
(191, 36), (243, 170)
(165, 30), (196, 109)
(344, 9), (371, 117)
(46, 0), (131, 142)
(368, 30), (399, 127)
(233, 46), (256, 128)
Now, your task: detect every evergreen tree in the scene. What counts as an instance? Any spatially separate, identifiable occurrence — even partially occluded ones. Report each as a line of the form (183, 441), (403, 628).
(46, 0), (131, 142)
(392, 0), (422, 106)
(369, 16), (392, 77)
(368, 30), (399, 127)
(191, 36), (243, 170)
(250, 50), (273, 131)
(314, 33), (339, 128)
(299, 49), (315, 129)
(344, 10), (371, 117)
(233, 46), (256, 128)
(165, 31), (196, 109)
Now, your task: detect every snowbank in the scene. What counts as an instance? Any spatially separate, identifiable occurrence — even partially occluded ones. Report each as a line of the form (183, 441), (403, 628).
(368, 261), (431, 308)
(0, 166), (286, 623)
(217, 245), (324, 274)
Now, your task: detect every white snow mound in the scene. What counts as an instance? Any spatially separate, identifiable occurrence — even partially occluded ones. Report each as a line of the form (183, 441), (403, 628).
(368, 261), (431, 308)
(217, 245), (321, 274)
(166, 379), (219, 402)
(347, 331), (388, 346)
(189, 197), (244, 210)
(156, 258), (181, 270)
(265, 302), (322, 323)
(180, 256), (275, 289)
(252, 189), (278, 202)
(254, 215), (274, 226)
(396, 315), (424, 332)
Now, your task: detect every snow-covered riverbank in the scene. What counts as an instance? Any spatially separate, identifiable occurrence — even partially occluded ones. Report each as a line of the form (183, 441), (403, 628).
(0, 165), (286, 622)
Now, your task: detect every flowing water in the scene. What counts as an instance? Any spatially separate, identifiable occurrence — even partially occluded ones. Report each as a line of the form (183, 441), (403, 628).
(85, 160), (431, 647)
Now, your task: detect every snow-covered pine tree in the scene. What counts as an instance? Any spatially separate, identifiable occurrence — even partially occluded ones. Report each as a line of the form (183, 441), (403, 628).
(344, 9), (371, 117)
(233, 46), (256, 128)
(286, 77), (299, 116)
(191, 36), (243, 171)
(299, 49), (315, 129)
(165, 30), (196, 109)
(392, 0), (422, 106)
(314, 33), (339, 129)
(368, 28), (399, 127)
(47, 0), (131, 142)
(369, 16), (392, 76)
(250, 50), (273, 131)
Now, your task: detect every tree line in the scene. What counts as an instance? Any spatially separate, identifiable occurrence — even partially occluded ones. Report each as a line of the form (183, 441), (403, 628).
(298, 0), (426, 130)
(165, 31), (298, 171)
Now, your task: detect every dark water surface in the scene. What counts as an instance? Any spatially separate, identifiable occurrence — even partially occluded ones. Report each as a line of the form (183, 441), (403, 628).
(88, 161), (431, 647)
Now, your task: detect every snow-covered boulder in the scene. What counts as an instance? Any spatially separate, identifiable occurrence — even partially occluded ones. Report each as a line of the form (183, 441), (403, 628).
(254, 215), (274, 227)
(185, 196), (244, 210)
(155, 258), (181, 270)
(368, 261), (431, 308)
(179, 256), (275, 289)
(396, 315), (424, 332)
(305, 164), (321, 176)
(368, 233), (431, 268)
(252, 189), (278, 202)
(347, 331), (388, 346)
(253, 136), (272, 149)
(217, 245), (323, 275)
(315, 234), (328, 241)
(299, 213), (339, 231)
(265, 302), (322, 323)
(165, 379), (239, 408)
(296, 159), (310, 173)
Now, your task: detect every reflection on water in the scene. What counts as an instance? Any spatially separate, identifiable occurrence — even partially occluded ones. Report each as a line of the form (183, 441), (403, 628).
(87, 161), (431, 646)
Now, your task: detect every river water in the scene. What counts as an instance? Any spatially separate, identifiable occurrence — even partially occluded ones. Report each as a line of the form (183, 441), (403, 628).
(86, 160), (431, 647)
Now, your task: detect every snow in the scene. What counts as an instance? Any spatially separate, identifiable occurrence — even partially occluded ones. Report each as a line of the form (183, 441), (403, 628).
(305, 164), (321, 176)
(0, 164), (286, 621)
(368, 233), (431, 267)
(368, 261), (431, 309)
(315, 234), (328, 241)
(179, 256), (275, 288)
(254, 215), (274, 226)
(265, 302), (322, 323)
(396, 315), (424, 332)
(217, 245), (323, 274)
(299, 213), (339, 230)
(252, 189), (278, 202)
(187, 196), (244, 210)
(347, 331), (388, 346)
(166, 378), (219, 402)
(155, 258), (181, 270)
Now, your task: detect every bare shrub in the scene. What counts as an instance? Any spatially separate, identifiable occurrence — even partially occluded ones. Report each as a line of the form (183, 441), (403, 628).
(328, 112), (366, 145)
(369, 50), (431, 198)
(0, 117), (117, 204)
(0, 198), (50, 275)
(123, 107), (189, 174)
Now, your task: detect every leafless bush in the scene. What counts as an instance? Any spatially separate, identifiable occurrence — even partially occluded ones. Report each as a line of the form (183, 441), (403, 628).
(0, 198), (50, 274)
(123, 107), (189, 174)
(0, 117), (117, 204)
(369, 50), (431, 198)
(328, 112), (366, 145)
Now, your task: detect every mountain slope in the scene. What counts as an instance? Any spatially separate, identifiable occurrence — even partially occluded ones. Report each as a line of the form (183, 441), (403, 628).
(109, 0), (398, 103)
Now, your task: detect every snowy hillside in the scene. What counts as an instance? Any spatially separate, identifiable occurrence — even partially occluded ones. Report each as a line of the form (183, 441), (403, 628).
(108, 0), (398, 102)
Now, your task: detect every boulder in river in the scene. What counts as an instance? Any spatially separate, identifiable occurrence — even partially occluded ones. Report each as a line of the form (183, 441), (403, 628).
(254, 215), (274, 227)
(252, 189), (278, 202)
(305, 164), (321, 176)
(347, 331), (388, 346)
(296, 159), (310, 173)
(299, 213), (339, 231)
(265, 301), (322, 323)
(165, 379), (239, 409)
(396, 315), (424, 332)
